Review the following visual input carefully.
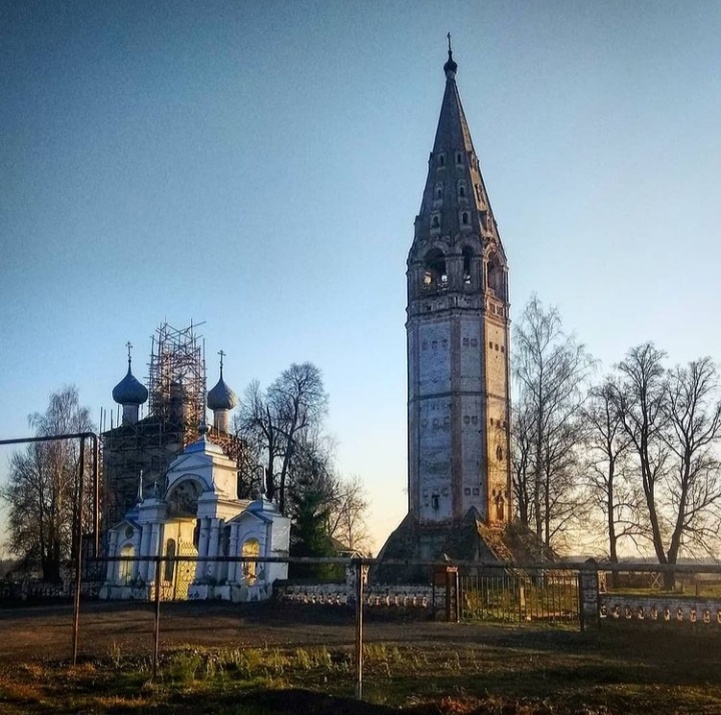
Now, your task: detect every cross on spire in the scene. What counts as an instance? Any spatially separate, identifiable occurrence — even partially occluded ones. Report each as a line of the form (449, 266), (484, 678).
(218, 349), (226, 375)
(447, 32), (452, 53)
(126, 341), (133, 366)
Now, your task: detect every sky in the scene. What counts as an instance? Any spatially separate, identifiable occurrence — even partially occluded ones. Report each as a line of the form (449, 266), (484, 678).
(1, 1), (720, 553)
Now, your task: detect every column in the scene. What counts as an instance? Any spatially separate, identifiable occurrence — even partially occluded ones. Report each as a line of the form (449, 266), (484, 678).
(106, 530), (118, 582)
(138, 524), (151, 581)
(196, 517), (210, 582)
(207, 518), (220, 579)
(228, 523), (239, 584)
(131, 529), (142, 579)
(148, 523), (161, 584)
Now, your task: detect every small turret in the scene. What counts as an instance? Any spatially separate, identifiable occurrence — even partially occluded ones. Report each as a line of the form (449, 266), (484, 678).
(112, 343), (148, 425)
(207, 350), (237, 433)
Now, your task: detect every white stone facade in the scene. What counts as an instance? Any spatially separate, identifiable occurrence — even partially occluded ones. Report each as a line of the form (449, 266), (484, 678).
(101, 434), (290, 602)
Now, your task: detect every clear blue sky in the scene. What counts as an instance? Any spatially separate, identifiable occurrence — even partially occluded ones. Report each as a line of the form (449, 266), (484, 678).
(2, 1), (720, 552)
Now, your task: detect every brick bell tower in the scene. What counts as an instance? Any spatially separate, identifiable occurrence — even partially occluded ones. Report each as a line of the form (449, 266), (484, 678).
(406, 41), (512, 528)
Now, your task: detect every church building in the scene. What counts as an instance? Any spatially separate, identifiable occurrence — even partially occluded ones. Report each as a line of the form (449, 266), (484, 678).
(100, 324), (290, 601)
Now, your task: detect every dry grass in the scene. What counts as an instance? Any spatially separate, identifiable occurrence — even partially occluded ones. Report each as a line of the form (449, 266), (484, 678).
(1, 604), (721, 713)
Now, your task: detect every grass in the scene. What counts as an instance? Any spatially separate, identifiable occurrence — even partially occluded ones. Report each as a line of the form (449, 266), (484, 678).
(1, 625), (721, 713)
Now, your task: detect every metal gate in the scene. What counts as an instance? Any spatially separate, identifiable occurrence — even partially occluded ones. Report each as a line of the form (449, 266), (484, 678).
(461, 569), (580, 623)
(163, 539), (197, 600)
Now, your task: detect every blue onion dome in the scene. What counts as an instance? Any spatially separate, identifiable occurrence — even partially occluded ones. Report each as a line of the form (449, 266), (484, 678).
(207, 374), (237, 411)
(112, 359), (149, 405)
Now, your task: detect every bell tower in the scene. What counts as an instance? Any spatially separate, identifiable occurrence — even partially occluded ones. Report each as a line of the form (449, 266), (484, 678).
(406, 42), (511, 526)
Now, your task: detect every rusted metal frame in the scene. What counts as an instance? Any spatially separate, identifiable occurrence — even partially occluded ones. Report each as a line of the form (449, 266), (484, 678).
(71, 436), (85, 665)
(0, 432), (99, 665)
(354, 558), (365, 700)
(153, 552), (162, 678)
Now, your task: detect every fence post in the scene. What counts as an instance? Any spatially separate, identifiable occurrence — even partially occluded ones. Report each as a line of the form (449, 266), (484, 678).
(579, 558), (600, 631)
(354, 557), (365, 700)
(71, 435), (86, 666)
(153, 554), (162, 678)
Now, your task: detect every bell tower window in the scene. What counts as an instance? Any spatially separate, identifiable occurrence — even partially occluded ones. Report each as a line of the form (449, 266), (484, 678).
(462, 246), (473, 285)
(422, 249), (448, 290)
(487, 255), (504, 299)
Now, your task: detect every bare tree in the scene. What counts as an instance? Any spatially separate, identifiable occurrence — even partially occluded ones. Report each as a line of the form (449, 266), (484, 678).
(662, 357), (721, 564)
(583, 377), (643, 566)
(612, 344), (671, 569)
(236, 363), (328, 513)
(512, 296), (594, 548)
(613, 345), (721, 586)
(1, 386), (94, 581)
(327, 474), (372, 554)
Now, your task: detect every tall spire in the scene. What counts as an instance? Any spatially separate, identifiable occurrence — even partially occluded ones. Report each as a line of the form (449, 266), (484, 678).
(413, 44), (504, 259)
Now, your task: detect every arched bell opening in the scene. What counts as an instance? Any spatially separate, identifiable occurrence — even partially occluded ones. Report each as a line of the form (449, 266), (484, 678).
(422, 248), (448, 290)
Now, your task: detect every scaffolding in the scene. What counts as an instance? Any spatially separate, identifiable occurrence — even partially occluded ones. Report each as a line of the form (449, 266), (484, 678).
(148, 321), (206, 429)
(100, 322), (205, 530)
(100, 321), (245, 532)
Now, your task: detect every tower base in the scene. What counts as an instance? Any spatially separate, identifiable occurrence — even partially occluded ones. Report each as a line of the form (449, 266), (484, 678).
(373, 509), (555, 584)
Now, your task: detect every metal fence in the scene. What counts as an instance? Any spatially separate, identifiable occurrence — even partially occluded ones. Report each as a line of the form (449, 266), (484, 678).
(6, 556), (721, 701)
(460, 568), (580, 623)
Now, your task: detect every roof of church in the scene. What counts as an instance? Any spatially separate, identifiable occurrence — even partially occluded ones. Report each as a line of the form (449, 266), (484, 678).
(413, 46), (505, 259)
(112, 360), (149, 406)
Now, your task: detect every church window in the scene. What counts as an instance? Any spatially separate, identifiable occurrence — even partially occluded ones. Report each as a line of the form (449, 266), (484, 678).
(164, 539), (176, 582)
(461, 212), (469, 225)
(119, 544), (134, 583)
(501, 345), (505, 353)
(242, 538), (260, 583)
(438, 153), (445, 167)
(464, 487), (471, 495)
(459, 185), (465, 197)
(431, 494), (440, 510)
(495, 495), (505, 521)
(434, 184), (443, 200)
(455, 152), (463, 164)
(496, 446), (504, 461)
(490, 418), (494, 426)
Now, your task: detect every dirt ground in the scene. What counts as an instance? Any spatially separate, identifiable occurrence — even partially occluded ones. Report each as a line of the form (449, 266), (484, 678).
(0, 599), (583, 663)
